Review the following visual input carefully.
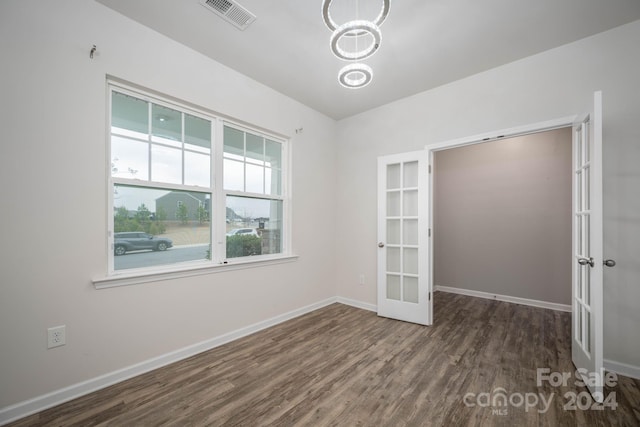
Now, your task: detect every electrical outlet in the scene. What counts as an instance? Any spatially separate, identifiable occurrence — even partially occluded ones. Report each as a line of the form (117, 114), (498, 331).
(47, 325), (66, 349)
(359, 274), (365, 285)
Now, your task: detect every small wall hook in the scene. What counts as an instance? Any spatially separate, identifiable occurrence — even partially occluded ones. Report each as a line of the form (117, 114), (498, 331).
(90, 45), (97, 59)
(295, 127), (303, 134)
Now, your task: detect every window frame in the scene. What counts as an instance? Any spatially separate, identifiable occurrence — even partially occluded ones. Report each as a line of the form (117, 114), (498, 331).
(101, 81), (293, 286)
(219, 121), (288, 260)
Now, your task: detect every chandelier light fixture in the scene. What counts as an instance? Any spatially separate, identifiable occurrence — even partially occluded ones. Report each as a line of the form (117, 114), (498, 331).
(322, 0), (390, 89)
(338, 63), (373, 88)
(330, 20), (381, 61)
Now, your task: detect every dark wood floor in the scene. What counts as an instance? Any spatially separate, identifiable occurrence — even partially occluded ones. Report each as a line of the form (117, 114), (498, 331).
(8, 292), (640, 426)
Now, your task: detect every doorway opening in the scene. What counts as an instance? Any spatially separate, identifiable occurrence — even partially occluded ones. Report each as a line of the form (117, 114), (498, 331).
(431, 127), (573, 309)
(424, 117), (579, 313)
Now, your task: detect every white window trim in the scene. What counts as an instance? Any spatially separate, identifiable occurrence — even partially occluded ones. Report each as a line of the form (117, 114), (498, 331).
(98, 80), (294, 289)
(93, 255), (299, 289)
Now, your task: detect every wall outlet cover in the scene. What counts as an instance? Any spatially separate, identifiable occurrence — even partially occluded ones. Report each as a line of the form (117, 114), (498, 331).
(47, 325), (66, 349)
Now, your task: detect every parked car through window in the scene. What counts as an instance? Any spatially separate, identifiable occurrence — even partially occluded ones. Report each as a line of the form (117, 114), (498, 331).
(114, 232), (173, 256)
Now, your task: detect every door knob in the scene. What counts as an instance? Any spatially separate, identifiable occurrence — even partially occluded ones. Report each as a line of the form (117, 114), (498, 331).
(378, 242), (385, 248)
(603, 259), (616, 267)
(578, 257), (594, 267)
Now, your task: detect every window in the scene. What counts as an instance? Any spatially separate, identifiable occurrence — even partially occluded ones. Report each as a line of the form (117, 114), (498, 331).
(108, 83), (289, 275)
(223, 125), (284, 258)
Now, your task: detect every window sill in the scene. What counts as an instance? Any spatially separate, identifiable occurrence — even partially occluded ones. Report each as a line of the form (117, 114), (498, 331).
(92, 254), (299, 290)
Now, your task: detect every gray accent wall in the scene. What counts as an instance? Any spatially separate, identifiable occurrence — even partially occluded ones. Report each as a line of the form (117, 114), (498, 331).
(433, 128), (573, 305)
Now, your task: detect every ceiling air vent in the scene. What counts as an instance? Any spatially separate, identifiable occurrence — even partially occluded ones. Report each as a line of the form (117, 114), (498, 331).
(200, 0), (256, 31)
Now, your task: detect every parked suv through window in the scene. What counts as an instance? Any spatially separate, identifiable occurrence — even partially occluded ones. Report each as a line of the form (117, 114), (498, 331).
(114, 232), (173, 256)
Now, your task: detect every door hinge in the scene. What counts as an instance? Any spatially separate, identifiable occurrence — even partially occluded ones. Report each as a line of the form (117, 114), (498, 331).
(428, 165), (432, 174)
(429, 292), (431, 301)
(428, 228), (431, 237)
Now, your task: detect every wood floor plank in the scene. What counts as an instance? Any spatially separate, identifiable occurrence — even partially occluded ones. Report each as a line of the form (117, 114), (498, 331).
(7, 292), (640, 426)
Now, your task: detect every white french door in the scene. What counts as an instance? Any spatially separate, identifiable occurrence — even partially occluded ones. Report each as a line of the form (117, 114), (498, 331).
(572, 91), (605, 402)
(377, 150), (432, 325)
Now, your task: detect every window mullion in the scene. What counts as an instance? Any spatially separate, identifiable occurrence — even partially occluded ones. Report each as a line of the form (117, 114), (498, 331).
(181, 112), (185, 186)
(262, 138), (266, 194)
(107, 87), (115, 274)
(282, 138), (290, 254)
(147, 101), (152, 181)
(223, 190), (284, 201)
(214, 118), (226, 263)
(111, 177), (211, 193)
(243, 132), (247, 193)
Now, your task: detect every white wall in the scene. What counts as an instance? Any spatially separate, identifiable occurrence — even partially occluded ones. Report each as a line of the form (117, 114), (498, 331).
(0, 0), (337, 410)
(335, 21), (640, 370)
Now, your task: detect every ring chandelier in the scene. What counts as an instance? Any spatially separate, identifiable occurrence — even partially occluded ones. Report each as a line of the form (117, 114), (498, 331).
(322, 0), (390, 89)
(330, 20), (381, 61)
(339, 63), (373, 88)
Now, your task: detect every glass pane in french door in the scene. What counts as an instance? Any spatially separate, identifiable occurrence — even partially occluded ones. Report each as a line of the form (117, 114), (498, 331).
(387, 219), (400, 245)
(385, 161), (420, 304)
(574, 122), (591, 355)
(404, 276), (419, 303)
(387, 274), (401, 300)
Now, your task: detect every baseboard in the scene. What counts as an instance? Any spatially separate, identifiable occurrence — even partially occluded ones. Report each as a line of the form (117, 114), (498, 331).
(604, 359), (640, 380)
(0, 296), (338, 426)
(435, 285), (571, 312)
(336, 296), (377, 312)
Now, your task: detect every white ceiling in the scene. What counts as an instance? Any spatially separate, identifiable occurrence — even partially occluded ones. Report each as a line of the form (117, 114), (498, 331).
(96, 0), (640, 120)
